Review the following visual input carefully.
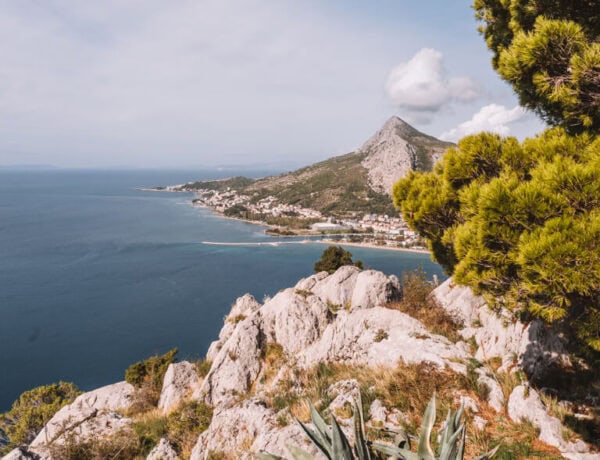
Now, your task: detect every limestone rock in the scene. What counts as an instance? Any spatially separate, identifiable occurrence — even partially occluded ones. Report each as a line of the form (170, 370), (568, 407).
(2, 448), (36, 460)
(476, 370), (505, 412)
(350, 270), (400, 310)
(206, 294), (261, 361)
(196, 316), (264, 407)
(508, 385), (589, 456)
(299, 307), (469, 373)
(368, 400), (406, 431)
(310, 265), (361, 308)
(146, 438), (179, 460)
(432, 278), (571, 379)
(158, 361), (202, 413)
(29, 381), (134, 451)
(359, 116), (449, 195)
(189, 398), (318, 459)
(260, 289), (330, 355)
(327, 380), (361, 420)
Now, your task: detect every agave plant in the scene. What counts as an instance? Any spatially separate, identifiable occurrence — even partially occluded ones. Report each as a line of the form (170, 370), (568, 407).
(258, 393), (498, 460)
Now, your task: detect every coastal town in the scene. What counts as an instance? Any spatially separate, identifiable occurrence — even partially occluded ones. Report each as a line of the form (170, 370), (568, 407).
(165, 184), (426, 250)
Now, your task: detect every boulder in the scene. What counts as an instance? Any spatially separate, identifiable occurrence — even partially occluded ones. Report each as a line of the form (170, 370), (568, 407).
(260, 289), (330, 355)
(350, 270), (400, 310)
(299, 307), (469, 373)
(196, 316), (265, 407)
(146, 438), (179, 460)
(158, 361), (202, 413)
(476, 369), (505, 412)
(432, 278), (571, 379)
(189, 398), (318, 459)
(508, 385), (589, 456)
(310, 265), (360, 309)
(29, 381), (135, 451)
(206, 294), (261, 361)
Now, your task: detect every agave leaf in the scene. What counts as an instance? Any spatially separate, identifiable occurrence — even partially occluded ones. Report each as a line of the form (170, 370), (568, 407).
(455, 419), (466, 460)
(288, 445), (318, 460)
(309, 401), (332, 444)
(438, 409), (453, 453)
(353, 398), (371, 460)
(297, 419), (331, 458)
(473, 445), (500, 459)
(453, 403), (465, 429)
(438, 424), (464, 460)
(372, 441), (419, 459)
(331, 414), (354, 459)
(417, 393), (437, 460)
(256, 453), (285, 460)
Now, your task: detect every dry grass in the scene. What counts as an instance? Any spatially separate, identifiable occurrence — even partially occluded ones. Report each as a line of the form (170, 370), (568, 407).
(387, 269), (462, 342)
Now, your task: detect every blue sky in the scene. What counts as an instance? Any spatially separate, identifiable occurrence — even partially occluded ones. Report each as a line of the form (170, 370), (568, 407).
(0, 0), (545, 168)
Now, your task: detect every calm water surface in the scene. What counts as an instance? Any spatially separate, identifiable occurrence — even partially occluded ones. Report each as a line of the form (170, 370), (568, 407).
(0, 169), (445, 410)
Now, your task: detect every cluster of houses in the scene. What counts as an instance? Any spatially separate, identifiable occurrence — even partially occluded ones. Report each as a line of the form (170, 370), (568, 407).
(188, 187), (423, 248)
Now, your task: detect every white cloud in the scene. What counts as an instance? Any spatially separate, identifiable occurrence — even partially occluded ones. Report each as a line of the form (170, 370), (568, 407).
(385, 48), (479, 123)
(440, 104), (526, 141)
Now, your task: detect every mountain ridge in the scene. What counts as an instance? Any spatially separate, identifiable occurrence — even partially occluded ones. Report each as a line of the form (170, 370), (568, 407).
(182, 116), (453, 217)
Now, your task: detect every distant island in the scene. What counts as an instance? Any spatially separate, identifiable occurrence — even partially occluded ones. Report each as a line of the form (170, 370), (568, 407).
(155, 117), (453, 251)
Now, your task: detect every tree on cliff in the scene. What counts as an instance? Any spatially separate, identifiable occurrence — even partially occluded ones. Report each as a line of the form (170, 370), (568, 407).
(473, 0), (600, 132)
(314, 245), (363, 274)
(393, 2), (600, 353)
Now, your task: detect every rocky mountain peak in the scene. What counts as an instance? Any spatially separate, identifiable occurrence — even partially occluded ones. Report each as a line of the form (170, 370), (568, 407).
(360, 116), (452, 195)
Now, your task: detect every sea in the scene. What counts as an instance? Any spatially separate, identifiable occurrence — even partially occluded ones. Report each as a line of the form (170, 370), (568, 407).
(0, 169), (445, 411)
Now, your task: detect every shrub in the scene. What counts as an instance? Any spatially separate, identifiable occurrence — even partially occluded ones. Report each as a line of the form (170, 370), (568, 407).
(314, 245), (363, 274)
(393, 129), (600, 353)
(125, 348), (178, 413)
(167, 400), (213, 457)
(0, 382), (80, 454)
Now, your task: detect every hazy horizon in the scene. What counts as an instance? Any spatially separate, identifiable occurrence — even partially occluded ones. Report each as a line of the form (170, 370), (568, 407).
(0, 1), (546, 168)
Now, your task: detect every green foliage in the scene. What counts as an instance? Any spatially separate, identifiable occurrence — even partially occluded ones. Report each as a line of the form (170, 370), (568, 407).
(166, 400), (213, 454)
(125, 348), (178, 389)
(259, 395), (498, 460)
(393, 128), (600, 352)
(132, 415), (168, 456)
(473, 0), (600, 132)
(0, 382), (80, 453)
(314, 245), (363, 274)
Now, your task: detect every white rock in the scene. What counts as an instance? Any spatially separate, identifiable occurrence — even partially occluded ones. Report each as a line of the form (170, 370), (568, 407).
(206, 294), (261, 361)
(350, 270), (400, 310)
(360, 116), (447, 195)
(473, 416), (487, 431)
(476, 370), (505, 412)
(189, 398), (318, 460)
(432, 278), (571, 379)
(508, 385), (589, 455)
(197, 316), (264, 407)
(1, 448), (35, 460)
(158, 361), (201, 413)
(260, 289), (330, 355)
(29, 381), (134, 450)
(299, 307), (469, 373)
(368, 400), (406, 431)
(146, 438), (179, 460)
(310, 265), (361, 309)
(327, 380), (361, 419)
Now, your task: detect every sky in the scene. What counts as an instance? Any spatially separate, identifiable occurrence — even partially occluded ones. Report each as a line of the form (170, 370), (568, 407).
(0, 0), (546, 169)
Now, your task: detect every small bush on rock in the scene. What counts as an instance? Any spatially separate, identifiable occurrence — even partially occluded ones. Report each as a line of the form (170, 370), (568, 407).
(314, 245), (363, 274)
(0, 382), (80, 454)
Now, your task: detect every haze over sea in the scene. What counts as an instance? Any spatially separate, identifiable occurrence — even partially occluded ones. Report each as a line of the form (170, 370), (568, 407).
(0, 169), (444, 411)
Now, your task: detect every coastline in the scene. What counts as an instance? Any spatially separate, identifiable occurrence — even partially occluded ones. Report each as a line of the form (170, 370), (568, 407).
(146, 188), (431, 255)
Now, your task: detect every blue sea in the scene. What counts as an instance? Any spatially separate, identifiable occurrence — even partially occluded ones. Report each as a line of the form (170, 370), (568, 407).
(0, 169), (445, 411)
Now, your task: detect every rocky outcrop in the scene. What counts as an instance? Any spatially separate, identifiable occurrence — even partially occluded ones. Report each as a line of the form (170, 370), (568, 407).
(9, 267), (596, 460)
(432, 278), (571, 379)
(508, 385), (591, 458)
(28, 382), (134, 458)
(146, 438), (179, 460)
(360, 116), (450, 194)
(189, 399), (318, 460)
(158, 361), (202, 413)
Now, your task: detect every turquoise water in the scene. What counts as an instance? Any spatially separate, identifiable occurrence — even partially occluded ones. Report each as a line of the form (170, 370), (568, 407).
(0, 170), (445, 411)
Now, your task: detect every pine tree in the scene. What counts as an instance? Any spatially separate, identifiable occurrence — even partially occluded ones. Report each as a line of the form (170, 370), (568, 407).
(473, 0), (600, 132)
